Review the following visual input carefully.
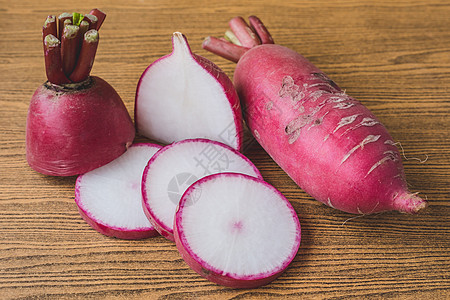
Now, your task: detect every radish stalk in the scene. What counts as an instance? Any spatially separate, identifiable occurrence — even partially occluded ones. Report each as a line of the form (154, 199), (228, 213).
(202, 36), (249, 63)
(78, 20), (89, 37)
(228, 16), (261, 48)
(63, 19), (72, 27)
(224, 30), (242, 46)
(57, 12), (72, 39)
(69, 29), (99, 82)
(248, 15), (274, 44)
(43, 34), (70, 85)
(83, 14), (98, 30)
(89, 8), (106, 30)
(42, 15), (57, 38)
(61, 24), (80, 76)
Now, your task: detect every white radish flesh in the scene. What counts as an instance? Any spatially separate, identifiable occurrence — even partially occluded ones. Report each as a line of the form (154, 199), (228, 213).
(75, 143), (162, 239)
(142, 139), (262, 241)
(135, 32), (243, 150)
(174, 173), (301, 288)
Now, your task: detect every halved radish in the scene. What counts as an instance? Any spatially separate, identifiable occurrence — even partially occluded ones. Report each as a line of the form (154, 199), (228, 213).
(141, 139), (262, 241)
(135, 32), (243, 150)
(75, 143), (162, 239)
(174, 173), (301, 288)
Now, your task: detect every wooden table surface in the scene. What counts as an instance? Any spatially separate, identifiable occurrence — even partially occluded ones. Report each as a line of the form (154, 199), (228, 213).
(1, 0), (449, 299)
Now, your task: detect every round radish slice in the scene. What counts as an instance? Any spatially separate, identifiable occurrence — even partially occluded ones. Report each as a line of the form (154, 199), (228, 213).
(75, 143), (163, 239)
(135, 32), (243, 150)
(174, 173), (301, 288)
(142, 139), (262, 241)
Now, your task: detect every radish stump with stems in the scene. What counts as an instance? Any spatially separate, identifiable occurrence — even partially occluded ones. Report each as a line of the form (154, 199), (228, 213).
(75, 143), (162, 239)
(135, 32), (243, 150)
(203, 16), (427, 214)
(26, 9), (135, 176)
(174, 173), (301, 288)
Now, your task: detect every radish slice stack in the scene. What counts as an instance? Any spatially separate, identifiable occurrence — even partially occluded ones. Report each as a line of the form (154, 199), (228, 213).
(75, 143), (162, 239)
(75, 138), (301, 287)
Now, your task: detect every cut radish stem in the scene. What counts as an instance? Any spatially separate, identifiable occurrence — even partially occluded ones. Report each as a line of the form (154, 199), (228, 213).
(248, 15), (274, 44)
(89, 8), (106, 30)
(135, 32), (243, 151)
(174, 173), (301, 288)
(61, 24), (81, 76)
(43, 15), (57, 38)
(142, 139), (262, 241)
(79, 20), (89, 37)
(228, 16), (260, 48)
(75, 143), (163, 239)
(43, 34), (70, 85)
(57, 12), (72, 39)
(202, 36), (249, 63)
(224, 30), (242, 46)
(83, 14), (98, 30)
(69, 29), (99, 83)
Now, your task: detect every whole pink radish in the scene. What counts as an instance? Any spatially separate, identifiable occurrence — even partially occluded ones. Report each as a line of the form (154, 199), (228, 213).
(174, 173), (301, 288)
(135, 32), (243, 150)
(26, 11), (135, 176)
(203, 16), (426, 214)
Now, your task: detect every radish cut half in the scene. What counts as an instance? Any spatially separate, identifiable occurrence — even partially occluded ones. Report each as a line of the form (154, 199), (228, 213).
(75, 143), (162, 239)
(142, 139), (262, 241)
(174, 173), (301, 288)
(135, 32), (243, 150)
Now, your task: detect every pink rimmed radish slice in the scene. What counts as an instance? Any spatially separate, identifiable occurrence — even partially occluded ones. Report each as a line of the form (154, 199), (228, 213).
(174, 173), (301, 288)
(135, 32), (243, 150)
(142, 139), (262, 241)
(75, 143), (162, 239)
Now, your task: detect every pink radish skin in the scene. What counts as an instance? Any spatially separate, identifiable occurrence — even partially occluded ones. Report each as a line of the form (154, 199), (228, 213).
(203, 16), (427, 215)
(75, 143), (162, 240)
(76, 207), (158, 240)
(26, 76), (135, 176)
(174, 173), (301, 288)
(141, 139), (262, 242)
(135, 32), (243, 151)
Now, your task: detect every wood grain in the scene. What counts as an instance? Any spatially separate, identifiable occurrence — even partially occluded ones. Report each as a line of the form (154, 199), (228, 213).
(0, 0), (449, 299)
